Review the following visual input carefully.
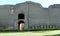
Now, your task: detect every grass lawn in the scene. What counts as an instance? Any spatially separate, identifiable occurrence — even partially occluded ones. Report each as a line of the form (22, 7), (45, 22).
(0, 30), (60, 36)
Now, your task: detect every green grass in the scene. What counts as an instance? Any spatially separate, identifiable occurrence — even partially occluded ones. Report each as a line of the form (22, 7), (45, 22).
(0, 29), (56, 32)
(0, 30), (60, 36)
(45, 34), (60, 36)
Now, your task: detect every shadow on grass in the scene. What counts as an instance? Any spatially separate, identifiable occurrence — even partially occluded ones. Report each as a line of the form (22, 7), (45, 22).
(0, 29), (58, 33)
(45, 34), (60, 36)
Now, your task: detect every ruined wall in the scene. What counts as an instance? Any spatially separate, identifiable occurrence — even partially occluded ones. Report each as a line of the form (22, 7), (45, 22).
(48, 4), (60, 29)
(0, 1), (60, 30)
(0, 5), (14, 30)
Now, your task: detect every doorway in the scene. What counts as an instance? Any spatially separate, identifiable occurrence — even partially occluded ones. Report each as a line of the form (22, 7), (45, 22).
(18, 21), (25, 30)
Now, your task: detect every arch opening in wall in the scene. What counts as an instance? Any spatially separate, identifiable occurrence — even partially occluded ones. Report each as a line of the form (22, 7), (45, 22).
(18, 21), (25, 30)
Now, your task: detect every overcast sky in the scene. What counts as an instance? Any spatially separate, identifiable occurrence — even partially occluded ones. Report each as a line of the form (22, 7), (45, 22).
(0, 0), (60, 7)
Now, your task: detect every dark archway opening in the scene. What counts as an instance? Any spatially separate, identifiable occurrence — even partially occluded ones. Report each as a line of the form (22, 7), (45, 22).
(18, 21), (25, 30)
(18, 14), (24, 19)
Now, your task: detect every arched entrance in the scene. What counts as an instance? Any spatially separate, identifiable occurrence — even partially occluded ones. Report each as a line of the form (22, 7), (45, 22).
(18, 21), (25, 30)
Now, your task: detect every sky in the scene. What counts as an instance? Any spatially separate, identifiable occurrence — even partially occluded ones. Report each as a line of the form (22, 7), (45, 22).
(0, 0), (60, 8)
